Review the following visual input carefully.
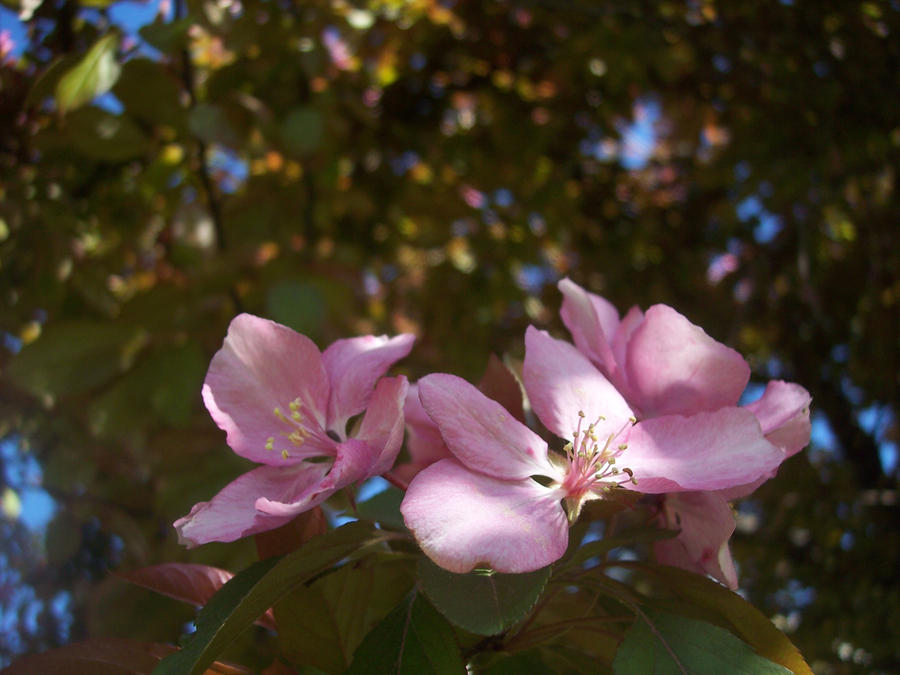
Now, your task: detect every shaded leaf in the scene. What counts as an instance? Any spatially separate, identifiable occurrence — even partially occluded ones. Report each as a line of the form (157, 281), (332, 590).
(56, 33), (121, 113)
(265, 280), (327, 338)
(627, 564), (812, 675)
(116, 563), (276, 631)
(139, 17), (193, 52)
(6, 321), (147, 399)
(346, 591), (464, 675)
(612, 610), (792, 675)
(356, 486), (406, 530)
(275, 558), (414, 673)
(281, 107), (323, 156)
(417, 558), (550, 636)
(154, 522), (383, 675)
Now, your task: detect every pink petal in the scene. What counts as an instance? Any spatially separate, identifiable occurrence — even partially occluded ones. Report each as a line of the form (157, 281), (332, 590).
(558, 278), (619, 373)
(621, 408), (785, 493)
(255, 437), (379, 517)
(355, 375), (409, 479)
(418, 373), (555, 481)
(322, 334), (415, 434)
(405, 383), (452, 467)
(624, 305), (750, 417)
(400, 459), (569, 573)
(202, 314), (331, 465)
(655, 491), (738, 589)
(174, 462), (330, 546)
(523, 327), (635, 444)
(610, 305), (644, 384)
(744, 381), (812, 457)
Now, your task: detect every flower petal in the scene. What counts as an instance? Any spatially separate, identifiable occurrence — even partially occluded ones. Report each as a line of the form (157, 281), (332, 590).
(174, 462), (330, 546)
(355, 375), (409, 479)
(524, 327), (635, 444)
(202, 314), (331, 465)
(400, 459), (569, 573)
(558, 278), (619, 373)
(322, 334), (415, 435)
(744, 381), (812, 457)
(655, 491), (738, 589)
(624, 305), (750, 417)
(418, 373), (554, 480)
(621, 408), (785, 493)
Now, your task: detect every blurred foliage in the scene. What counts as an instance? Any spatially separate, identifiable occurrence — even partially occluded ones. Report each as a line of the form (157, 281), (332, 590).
(0, 0), (897, 671)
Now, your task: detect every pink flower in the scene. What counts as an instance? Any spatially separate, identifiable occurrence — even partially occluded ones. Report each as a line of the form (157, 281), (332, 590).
(558, 279), (811, 586)
(174, 314), (414, 547)
(390, 383), (453, 485)
(399, 327), (784, 574)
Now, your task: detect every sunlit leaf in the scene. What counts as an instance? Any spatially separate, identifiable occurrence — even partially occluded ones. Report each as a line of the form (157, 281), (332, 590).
(56, 33), (121, 113)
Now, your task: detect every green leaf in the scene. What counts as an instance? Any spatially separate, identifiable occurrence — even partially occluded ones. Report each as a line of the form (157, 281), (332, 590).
(266, 280), (327, 338)
(154, 521), (382, 675)
(275, 558), (414, 673)
(7, 321), (148, 399)
(561, 528), (679, 570)
(626, 564), (812, 675)
(56, 33), (121, 113)
(356, 486), (406, 530)
(347, 591), (465, 675)
(417, 558), (550, 636)
(188, 103), (238, 146)
(612, 610), (792, 675)
(114, 58), (187, 130)
(139, 17), (193, 52)
(281, 106), (324, 156)
(36, 106), (151, 161)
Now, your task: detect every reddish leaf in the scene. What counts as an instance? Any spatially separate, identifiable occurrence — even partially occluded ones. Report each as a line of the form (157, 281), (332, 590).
(3, 638), (254, 674)
(3, 638), (170, 674)
(478, 353), (525, 423)
(116, 563), (276, 630)
(254, 506), (328, 560)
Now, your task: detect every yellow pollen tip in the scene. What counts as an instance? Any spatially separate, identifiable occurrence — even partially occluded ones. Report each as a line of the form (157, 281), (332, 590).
(265, 437), (274, 451)
(628, 416), (637, 424)
(274, 407), (290, 423)
(578, 410), (585, 418)
(281, 449), (290, 459)
(618, 443), (628, 450)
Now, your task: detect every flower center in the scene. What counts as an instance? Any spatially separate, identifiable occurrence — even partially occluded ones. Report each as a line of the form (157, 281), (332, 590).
(559, 410), (637, 520)
(265, 398), (315, 459)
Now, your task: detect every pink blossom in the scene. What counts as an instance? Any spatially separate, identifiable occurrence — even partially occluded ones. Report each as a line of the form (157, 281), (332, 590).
(400, 328), (784, 574)
(558, 278), (811, 586)
(174, 314), (414, 546)
(390, 383), (453, 485)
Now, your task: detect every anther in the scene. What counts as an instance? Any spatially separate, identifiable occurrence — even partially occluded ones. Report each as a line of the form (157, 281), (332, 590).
(578, 410), (585, 418)
(265, 437), (274, 451)
(281, 449), (289, 459)
(618, 444), (628, 450)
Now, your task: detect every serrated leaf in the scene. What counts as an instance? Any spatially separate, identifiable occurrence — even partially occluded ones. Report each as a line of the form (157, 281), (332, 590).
(275, 558), (414, 673)
(417, 558), (550, 636)
(613, 610), (792, 675)
(346, 591), (464, 675)
(56, 33), (121, 113)
(153, 522), (383, 675)
(116, 563), (276, 631)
